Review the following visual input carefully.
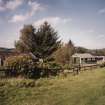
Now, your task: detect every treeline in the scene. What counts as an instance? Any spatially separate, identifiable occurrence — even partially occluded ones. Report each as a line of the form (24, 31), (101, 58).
(75, 47), (105, 56)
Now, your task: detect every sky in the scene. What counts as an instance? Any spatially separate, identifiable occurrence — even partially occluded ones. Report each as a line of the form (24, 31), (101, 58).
(0, 0), (105, 49)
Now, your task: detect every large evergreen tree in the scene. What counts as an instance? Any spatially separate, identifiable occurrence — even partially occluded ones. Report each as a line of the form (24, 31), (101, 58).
(15, 22), (60, 60)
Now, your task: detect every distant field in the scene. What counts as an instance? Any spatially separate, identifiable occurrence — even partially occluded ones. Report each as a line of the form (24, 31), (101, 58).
(1, 68), (105, 105)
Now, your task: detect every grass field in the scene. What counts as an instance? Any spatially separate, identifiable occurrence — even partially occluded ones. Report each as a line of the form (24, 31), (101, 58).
(1, 68), (105, 105)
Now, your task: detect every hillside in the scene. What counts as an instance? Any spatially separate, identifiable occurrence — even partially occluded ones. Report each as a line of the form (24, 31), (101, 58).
(0, 47), (105, 56)
(0, 47), (14, 53)
(0, 48), (17, 58)
(75, 46), (105, 56)
(0, 68), (105, 105)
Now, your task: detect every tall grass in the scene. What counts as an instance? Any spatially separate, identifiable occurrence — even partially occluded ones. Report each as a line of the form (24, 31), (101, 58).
(0, 68), (105, 105)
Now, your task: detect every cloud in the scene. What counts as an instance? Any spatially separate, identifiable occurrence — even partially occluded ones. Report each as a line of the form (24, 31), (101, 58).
(0, 6), (4, 11)
(97, 34), (105, 39)
(34, 17), (72, 27)
(10, 1), (45, 22)
(28, 1), (44, 17)
(0, 0), (23, 11)
(10, 15), (27, 23)
(98, 8), (105, 14)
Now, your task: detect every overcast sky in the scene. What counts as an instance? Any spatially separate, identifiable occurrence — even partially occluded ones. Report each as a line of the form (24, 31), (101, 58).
(0, 0), (105, 49)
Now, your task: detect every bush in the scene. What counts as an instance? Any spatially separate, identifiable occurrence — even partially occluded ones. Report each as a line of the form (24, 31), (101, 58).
(97, 61), (105, 68)
(3, 55), (62, 79)
(47, 62), (61, 69)
(4, 54), (37, 78)
(62, 64), (73, 70)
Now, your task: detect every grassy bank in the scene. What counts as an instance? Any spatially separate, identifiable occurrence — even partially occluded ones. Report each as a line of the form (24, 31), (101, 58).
(0, 68), (105, 105)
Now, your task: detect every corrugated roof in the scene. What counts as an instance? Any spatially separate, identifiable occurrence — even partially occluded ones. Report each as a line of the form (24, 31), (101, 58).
(72, 53), (95, 58)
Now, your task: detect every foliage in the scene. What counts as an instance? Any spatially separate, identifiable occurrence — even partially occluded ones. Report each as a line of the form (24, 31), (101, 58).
(97, 61), (105, 67)
(75, 47), (88, 53)
(54, 40), (75, 65)
(75, 47), (105, 56)
(62, 63), (73, 69)
(3, 54), (60, 78)
(4, 54), (36, 78)
(15, 22), (60, 60)
(90, 49), (105, 56)
(47, 62), (61, 69)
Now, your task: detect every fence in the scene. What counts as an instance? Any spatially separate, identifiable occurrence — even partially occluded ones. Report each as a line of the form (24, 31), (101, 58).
(0, 64), (100, 79)
(70, 64), (99, 75)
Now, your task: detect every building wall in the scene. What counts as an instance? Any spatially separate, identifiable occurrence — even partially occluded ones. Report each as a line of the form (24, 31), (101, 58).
(80, 58), (96, 64)
(72, 57), (80, 64)
(0, 58), (1, 66)
(72, 57), (97, 65)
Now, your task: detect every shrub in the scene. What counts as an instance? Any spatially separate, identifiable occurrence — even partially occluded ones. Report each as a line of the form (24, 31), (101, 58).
(4, 54), (37, 78)
(47, 62), (61, 69)
(3, 54), (62, 78)
(62, 64), (73, 70)
(97, 61), (105, 68)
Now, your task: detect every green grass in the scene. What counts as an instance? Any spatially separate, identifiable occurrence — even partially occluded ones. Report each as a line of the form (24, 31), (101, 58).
(1, 68), (105, 105)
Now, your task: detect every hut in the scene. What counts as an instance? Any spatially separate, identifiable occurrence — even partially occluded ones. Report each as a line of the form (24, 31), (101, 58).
(72, 53), (96, 65)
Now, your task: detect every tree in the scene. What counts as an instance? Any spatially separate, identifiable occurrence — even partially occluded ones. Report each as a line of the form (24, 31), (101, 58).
(15, 25), (36, 53)
(65, 40), (75, 64)
(75, 47), (88, 53)
(54, 44), (67, 65)
(54, 40), (75, 65)
(15, 22), (60, 60)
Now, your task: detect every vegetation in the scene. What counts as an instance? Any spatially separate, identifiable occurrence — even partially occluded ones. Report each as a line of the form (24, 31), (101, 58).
(4, 54), (37, 78)
(75, 47), (105, 56)
(0, 68), (105, 105)
(75, 47), (88, 53)
(3, 54), (61, 78)
(0, 21), (105, 105)
(54, 40), (75, 66)
(97, 60), (105, 67)
(0, 20), (105, 105)
(15, 22), (60, 60)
